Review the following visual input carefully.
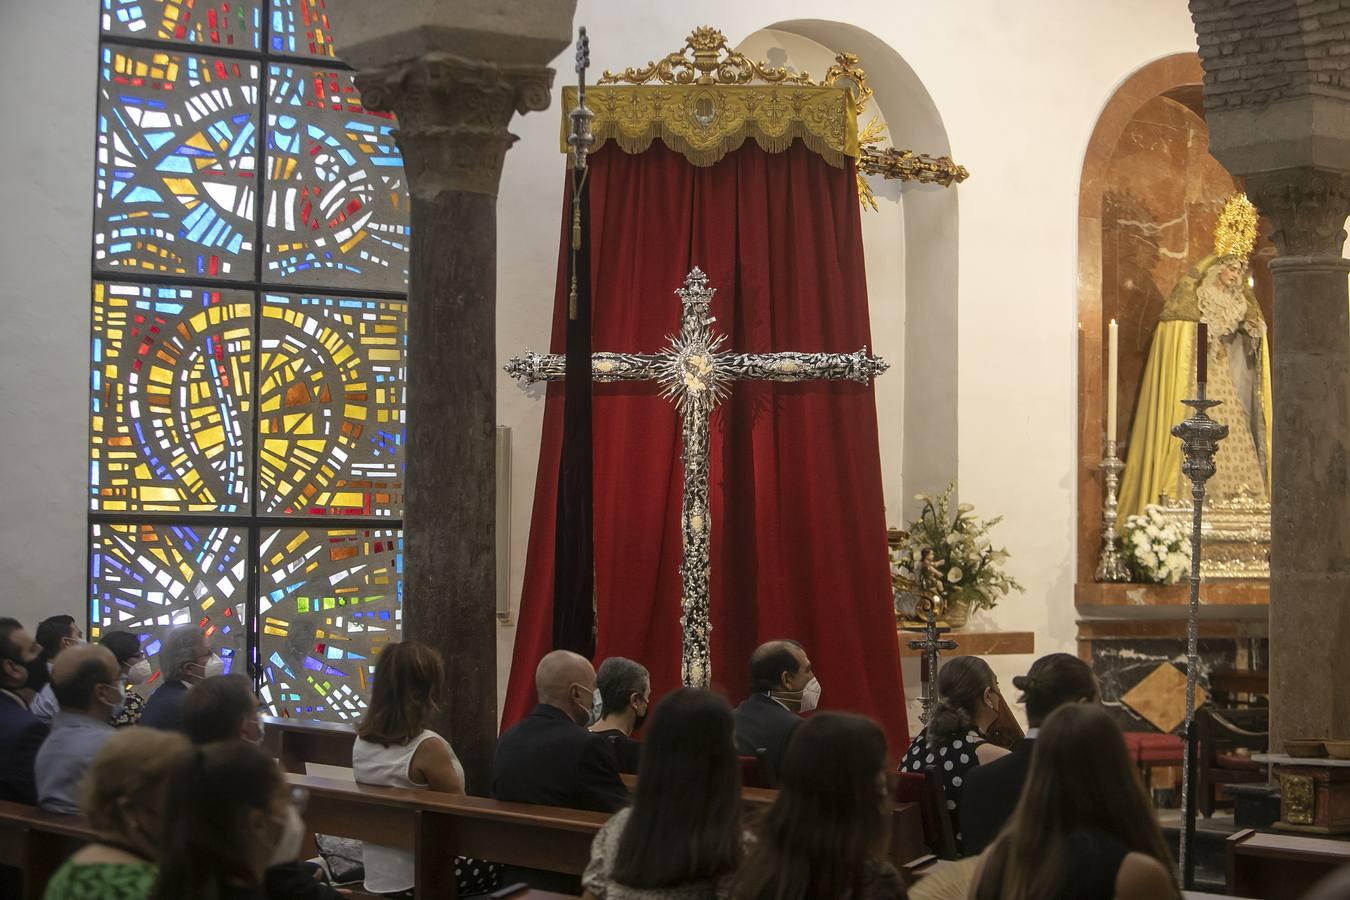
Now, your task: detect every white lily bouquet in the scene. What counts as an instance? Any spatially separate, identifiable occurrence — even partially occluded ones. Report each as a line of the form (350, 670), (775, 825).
(891, 484), (1024, 626)
(1122, 504), (1190, 584)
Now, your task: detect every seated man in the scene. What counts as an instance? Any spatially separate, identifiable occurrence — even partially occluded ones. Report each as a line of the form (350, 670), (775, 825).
(733, 639), (819, 786)
(0, 618), (51, 803)
(140, 623), (220, 731)
(35, 643), (122, 814)
(588, 656), (650, 775)
(181, 673), (264, 745)
(959, 652), (1099, 854)
(492, 650), (628, 893)
(492, 649), (628, 812)
(29, 614), (84, 724)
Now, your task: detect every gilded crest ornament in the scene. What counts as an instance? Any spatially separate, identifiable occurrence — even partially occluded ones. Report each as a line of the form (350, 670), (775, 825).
(599, 26), (815, 87)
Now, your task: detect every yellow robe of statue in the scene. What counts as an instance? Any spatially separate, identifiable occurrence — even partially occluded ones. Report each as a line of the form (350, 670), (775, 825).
(1118, 254), (1273, 521)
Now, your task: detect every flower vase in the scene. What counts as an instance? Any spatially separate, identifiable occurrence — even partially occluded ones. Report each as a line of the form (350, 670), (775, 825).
(943, 593), (972, 630)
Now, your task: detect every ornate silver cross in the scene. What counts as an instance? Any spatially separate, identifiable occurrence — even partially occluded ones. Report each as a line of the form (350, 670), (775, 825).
(506, 267), (888, 687)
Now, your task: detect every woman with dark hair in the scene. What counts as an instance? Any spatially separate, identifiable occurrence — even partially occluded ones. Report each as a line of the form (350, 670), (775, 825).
(97, 631), (149, 727)
(582, 688), (742, 899)
(353, 641), (498, 897)
(971, 703), (1178, 900)
(150, 741), (306, 900)
(735, 712), (904, 900)
(899, 656), (1008, 849)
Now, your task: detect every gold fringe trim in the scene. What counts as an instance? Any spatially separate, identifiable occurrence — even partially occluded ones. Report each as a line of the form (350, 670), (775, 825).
(561, 84), (859, 169)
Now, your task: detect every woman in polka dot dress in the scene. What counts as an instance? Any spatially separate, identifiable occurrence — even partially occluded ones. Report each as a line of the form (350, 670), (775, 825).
(899, 655), (1009, 853)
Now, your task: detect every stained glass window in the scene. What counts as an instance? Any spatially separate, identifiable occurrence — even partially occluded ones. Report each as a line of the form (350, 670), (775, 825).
(91, 3), (405, 723)
(101, 0), (264, 51)
(95, 46), (259, 279)
(268, 0), (337, 59)
(91, 523), (249, 687)
(258, 293), (405, 516)
(264, 65), (409, 290)
(258, 527), (402, 719)
(90, 282), (254, 513)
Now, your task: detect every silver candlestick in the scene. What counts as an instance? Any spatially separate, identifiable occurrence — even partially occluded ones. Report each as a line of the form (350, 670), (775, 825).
(1170, 384), (1227, 890)
(1096, 439), (1130, 582)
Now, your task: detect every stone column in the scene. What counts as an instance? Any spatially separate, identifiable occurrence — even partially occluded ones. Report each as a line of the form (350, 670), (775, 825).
(328, 1), (573, 794)
(1189, 0), (1350, 753)
(1243, 170), (1350, 752)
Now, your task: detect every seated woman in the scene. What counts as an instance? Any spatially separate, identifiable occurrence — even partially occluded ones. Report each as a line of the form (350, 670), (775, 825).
(970, 703), (1179, 900)
(588, 656), (650, 775)
(97, 631), (150, 727)
(736, 712), (906, 900)
(42, 728), (190, 900)
(899, 655), (1009, 849)
(582, 688), (742, 899)
(151, 741), (307, 900)
(353, 641), (499, 897)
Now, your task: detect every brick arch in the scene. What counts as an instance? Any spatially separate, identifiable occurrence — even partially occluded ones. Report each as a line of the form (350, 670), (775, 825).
(1075, 53), (1206, 584)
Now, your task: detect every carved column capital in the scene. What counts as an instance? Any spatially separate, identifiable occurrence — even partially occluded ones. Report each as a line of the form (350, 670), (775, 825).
(356, 52), (555, 198)
(1243, 168), (1350, 258)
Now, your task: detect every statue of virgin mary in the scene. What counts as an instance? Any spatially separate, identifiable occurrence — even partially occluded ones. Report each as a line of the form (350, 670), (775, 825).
(1118, 193), (1272, 520)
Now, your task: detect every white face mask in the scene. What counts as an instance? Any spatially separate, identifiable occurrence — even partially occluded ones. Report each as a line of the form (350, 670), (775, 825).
(102, 682), (128, 719)
(189, 653), (226, 681)
(571, 683), (599, 727)
(798, 677), (822, 714)
(267, 806), (306, 866)
(125, 659), (153, 686)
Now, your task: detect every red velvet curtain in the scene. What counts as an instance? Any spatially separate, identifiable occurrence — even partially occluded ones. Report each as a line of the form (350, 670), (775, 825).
(503, 141), (908, 753)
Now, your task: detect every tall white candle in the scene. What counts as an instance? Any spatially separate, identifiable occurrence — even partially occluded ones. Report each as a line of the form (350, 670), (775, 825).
(1107, 319), (1119, 444)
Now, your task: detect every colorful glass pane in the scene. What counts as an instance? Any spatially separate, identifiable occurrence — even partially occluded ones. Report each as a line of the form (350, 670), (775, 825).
(101, 0), (263, 50)
(257, 293), (405, 516)
(90, 523), (248, 689)
(268, 0), (336, 58)
(95, 46), (259, 279)
(91, 282), (253, 513)
(258, 527), (402, 721)
(263, 65), (409, 290)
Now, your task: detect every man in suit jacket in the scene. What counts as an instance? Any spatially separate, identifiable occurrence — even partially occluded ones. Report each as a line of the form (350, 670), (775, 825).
(492, 650), (627, 893)
(0, 618), (51, 804)
(960, 653), (1099, 854)
(492, 649), (628, 813)
(733, 640), (820, 786)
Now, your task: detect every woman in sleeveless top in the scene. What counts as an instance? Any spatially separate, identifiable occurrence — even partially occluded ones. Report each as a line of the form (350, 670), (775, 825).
(970, 704), (1179, 900)
(899, 656), (1008, 851)
(353, 641), (499, 897)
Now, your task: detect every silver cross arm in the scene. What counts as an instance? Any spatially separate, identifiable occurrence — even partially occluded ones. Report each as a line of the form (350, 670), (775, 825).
(504, 351), (667, 384)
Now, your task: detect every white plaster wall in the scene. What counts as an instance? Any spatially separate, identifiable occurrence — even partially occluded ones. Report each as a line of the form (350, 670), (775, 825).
(0, 0), (97, 634)
(495, 0), (1204, 724)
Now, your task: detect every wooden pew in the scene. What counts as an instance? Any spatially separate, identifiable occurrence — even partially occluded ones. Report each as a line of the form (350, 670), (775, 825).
(292, 773), (608, 899)
(262, 715), (358, 774)
(0, 801), (98, 900)
(1228, 828), (1350, 899)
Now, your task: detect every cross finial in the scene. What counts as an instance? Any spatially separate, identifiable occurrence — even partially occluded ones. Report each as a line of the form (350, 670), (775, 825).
(576, 27), (590, 81)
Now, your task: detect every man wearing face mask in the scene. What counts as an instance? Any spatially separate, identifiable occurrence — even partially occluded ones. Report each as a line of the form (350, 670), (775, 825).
(29, 614), (86, 724)
(35, 643), (123, 813)
(734, 639), (821, 787)
(493, 651), (628, 893)
(493, 649), (628, 812)
(139, 623), (224, 732)
(0, 618), (52, 804)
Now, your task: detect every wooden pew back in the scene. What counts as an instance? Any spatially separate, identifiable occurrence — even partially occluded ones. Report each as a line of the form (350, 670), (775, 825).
(1228, 828), (1350, 900)
(262, 715), (358, 774)
(0, 801), (99, 900)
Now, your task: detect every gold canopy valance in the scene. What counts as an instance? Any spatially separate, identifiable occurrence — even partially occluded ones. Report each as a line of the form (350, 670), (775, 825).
(560, 26), (969, 196)
(560, 83), (859, 169)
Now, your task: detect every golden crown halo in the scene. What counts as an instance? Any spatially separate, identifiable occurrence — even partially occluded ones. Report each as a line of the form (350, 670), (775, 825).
(1213, 192), (1258, 260)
